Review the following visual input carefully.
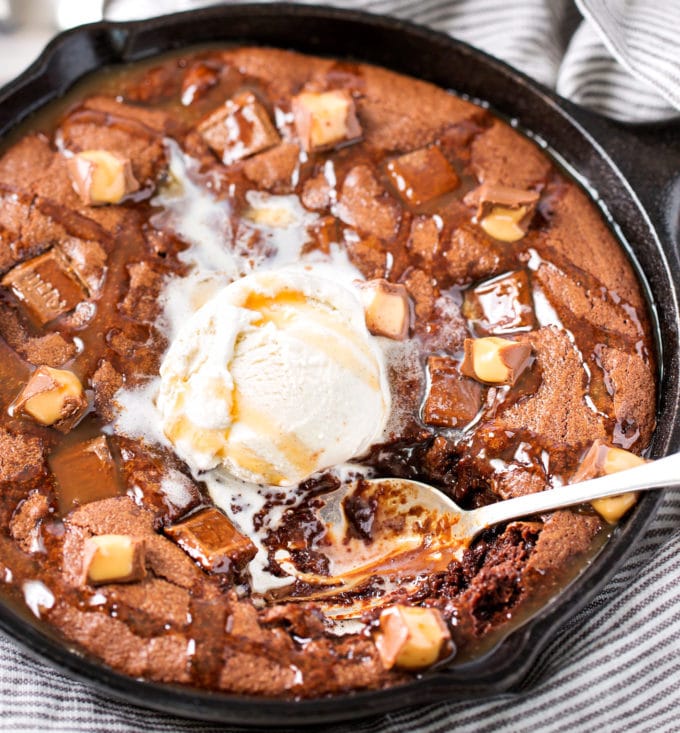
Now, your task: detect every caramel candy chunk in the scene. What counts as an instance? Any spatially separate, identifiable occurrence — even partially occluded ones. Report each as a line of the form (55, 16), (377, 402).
(463, 270), (536, 336)
(198, 91), (280, 165)
(461, 336), (532, 385)
(375, 605), (451, 670)
(82, 534), (146, 585)
(2, 249), (87, 326)
(292, 90), (362, 152)
(12, 366), (87, 432)
(68, 150), (140, 206)
(386, 146), (459, 206)
(423, 356), (482, 428)
(165, 507), (257, 573)
(572, 439), (647, 523)
(356, 278), (411, 340)
(464, 183), (540, 242)
(50, 435), (122, 515)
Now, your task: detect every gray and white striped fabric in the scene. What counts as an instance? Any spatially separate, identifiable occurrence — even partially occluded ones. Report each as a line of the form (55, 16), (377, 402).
(2, 1), (680, 731)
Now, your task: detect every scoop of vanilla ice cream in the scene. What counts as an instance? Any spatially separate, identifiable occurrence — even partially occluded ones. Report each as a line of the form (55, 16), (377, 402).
(157, 268), (390, 486)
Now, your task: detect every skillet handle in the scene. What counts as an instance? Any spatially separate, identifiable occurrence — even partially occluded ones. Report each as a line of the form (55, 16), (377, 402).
(564, 105), (680, 255)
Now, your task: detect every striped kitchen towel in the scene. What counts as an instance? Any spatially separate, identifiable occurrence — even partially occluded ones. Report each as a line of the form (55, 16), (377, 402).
(103, 0), (680, 121)
(1, 1), (680, 732)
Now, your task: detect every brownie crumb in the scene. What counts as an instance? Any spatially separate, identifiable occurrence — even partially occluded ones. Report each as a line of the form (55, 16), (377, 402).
(10, 492), (50, 553)
(0, 428), (44, 484)
(91, 360), (124, 422)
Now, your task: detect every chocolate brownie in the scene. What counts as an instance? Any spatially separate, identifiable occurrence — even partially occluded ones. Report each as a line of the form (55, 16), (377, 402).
(0, 46), (655, 697)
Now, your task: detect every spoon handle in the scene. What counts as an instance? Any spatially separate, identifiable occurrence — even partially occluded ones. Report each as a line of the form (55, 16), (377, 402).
(470, 451), (680, 530)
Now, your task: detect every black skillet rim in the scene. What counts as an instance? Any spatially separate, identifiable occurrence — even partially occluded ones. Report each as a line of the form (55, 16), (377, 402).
(0, 3), (678, 726)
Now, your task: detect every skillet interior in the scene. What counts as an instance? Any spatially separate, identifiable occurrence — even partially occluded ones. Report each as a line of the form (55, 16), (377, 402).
(0, 4), (679, 726)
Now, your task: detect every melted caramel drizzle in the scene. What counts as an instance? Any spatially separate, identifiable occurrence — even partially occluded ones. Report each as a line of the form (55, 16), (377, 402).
(244, 290), (381, 391)
(226, 389), (320, 483)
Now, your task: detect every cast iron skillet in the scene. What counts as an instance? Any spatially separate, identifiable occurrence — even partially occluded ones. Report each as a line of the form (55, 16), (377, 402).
(0, 4), (679, 726)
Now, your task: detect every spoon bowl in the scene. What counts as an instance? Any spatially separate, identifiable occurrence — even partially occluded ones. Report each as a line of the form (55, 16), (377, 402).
(277, 452), (680, 611)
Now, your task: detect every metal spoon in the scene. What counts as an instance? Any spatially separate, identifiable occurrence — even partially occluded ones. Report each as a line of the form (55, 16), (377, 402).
(277, 451), (680, 604)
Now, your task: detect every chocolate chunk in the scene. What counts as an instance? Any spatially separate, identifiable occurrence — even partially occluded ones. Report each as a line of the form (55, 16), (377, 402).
(464, 183), (540, 220)
(463, 270), (536, 336)
(423, 356), (482, 428)
(2, 248), (87, 326)
(386, 145), (459, 206)
(461, 336), (533, 385)
(357, 278), (411, 340)
(58, 97), (172, 187)
(67, 150), (139, 207)
(464, 183), (539, 242)
(198, 91), (280, 165)
(50, 435), (122, 515)
(572, 439), (611, 482)
(117, 438), (201, 525)
(375, 605), (450, 670)
(165, 507), (257, 574)
(292, 89), (362, 152)
(11, 366), (88, 433)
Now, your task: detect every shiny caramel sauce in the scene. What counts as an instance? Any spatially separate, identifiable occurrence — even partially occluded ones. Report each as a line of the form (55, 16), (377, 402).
(0, 44), (656, 693)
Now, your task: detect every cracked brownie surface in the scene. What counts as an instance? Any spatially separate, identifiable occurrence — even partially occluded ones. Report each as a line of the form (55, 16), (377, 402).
(0, 46), (655, 697)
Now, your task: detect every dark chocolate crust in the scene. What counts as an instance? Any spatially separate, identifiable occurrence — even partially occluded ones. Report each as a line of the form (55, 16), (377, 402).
(0, 47), (655, 697)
